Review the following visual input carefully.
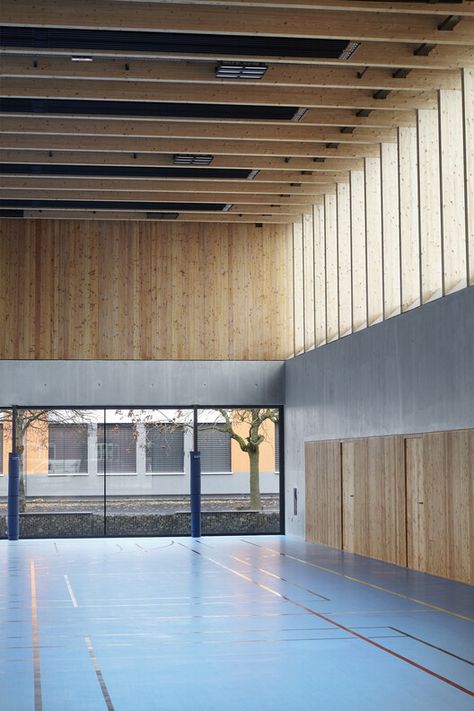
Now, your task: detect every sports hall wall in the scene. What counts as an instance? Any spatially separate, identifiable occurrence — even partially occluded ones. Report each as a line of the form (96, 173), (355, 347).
(285, 287), (474, 583)
(0, 219), (294, 361)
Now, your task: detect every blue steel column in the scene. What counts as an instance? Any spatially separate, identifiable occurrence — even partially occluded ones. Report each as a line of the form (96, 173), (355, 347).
(190, 451), (201, 537)
(190, 405), (201, 537)
(8, 406), (20, 540)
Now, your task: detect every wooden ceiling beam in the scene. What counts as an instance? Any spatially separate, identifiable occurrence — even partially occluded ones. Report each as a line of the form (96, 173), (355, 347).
(3, 1), (474, 45)
(0, 55), (462, 91)
(0, 134), (383, 158)
(0, 175), (345, 193)
(0, 188), (324, 204)
(1, 78), (439, 109)
(0, 109), (417, 128)
(0, 121), (398, 144)
(107, 0), (474, 18)
(2, 44), (472, 70)
(0, 129), (397, 157)
(0, 149), (363, 171)
(0, 209), (298, 223)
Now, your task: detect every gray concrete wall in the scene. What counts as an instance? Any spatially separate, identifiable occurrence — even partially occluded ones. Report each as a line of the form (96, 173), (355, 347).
(0, 360), (285, 407)
(284, 287), (474, 536)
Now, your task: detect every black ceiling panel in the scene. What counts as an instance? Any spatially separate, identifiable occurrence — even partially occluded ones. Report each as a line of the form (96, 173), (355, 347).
(0, 26), (353, 59)
(0, 164), (253, 179)
(0, 199), (227, 211)
(0, 209), (24, 217)
(0, 98), (299, 121)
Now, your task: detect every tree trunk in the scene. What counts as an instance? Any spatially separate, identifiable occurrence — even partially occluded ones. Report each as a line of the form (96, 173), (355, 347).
(248, 447), (261, 510)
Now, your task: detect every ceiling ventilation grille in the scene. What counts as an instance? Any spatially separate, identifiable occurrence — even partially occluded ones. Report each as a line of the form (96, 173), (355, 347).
(173, 154), (214, 166)
(215, 63), (268, 80)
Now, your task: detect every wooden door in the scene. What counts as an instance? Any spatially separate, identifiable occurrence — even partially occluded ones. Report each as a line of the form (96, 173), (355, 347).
(305, 440), (342, 549)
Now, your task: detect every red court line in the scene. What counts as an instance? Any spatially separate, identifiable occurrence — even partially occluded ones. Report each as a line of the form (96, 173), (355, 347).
(179, 543), (474, 698)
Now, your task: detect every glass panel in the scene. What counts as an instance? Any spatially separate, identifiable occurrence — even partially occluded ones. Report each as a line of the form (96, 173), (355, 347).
(20, 408), (102, 537)
(146, 425), (184, 474)
(198, 425), (231, 473)
(0, 412), (9, 522)
(104, 408), (192, 537)
(197, 408), (281, 535)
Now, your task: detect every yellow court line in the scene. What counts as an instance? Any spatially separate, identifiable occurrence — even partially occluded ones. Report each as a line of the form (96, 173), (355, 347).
(243, 542), (474, 623)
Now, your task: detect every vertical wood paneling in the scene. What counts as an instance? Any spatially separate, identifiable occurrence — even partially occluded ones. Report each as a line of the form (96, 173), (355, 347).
(325, 194), (338, 343)
(418, 108), (443, 303)
(313, 201), (327, 348)
(364, 156), (383, 326)
(464, 68), (474, 286)
(381, 142), (401, 319)
(406, 430), (474, 584)
(0, 219), (294, 360)
(303, 212), (315, 351)
(399, 127), (421, 312)
(305, 440), (342, 549)
(439, 89), (467, 294)
(350, 169), (367, 331)
(293, 219), (305, 356)
(342, 437), (406, 566)
(337, 182), (352, 339)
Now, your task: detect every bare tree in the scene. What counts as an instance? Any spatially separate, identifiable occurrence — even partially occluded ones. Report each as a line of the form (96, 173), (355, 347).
(117, 407), (279, 510)
(0, 408), (92, 512)
(215, 408), (279, 510)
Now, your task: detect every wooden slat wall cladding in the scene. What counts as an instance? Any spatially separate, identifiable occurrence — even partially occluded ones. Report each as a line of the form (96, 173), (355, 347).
(305, 440), (342, 549)
(305, 429), (474, 584)
(0, 219), (294, 360)
(292, 84), (474, 355)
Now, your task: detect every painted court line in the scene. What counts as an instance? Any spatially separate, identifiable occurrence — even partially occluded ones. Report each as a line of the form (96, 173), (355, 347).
(29, 560), (43, 711)
(389, 626), (474, 667)
(242, 540), (474, 623)
(229, 554), (330, 601)
(85, 636), (115, 711)
(64, 574), (78, 608)
(179, 543), (474, 697)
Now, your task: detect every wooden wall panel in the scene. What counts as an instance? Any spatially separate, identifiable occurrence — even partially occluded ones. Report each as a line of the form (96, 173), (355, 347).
(337, 182), (352, 339)
(418, 108), (443, 304)
(342, 436), (406, 566)
(439, 89), (467, 295)
(303, 212), (315, 352)
(305, 440), (342, 549)
(364, 156), (383, 327)
(313, 201), (327, 348)
(381, 142), (401, 320)
(350, 170), (367, 332)
(325, 194), (338, 343)
(0, 218), (294, 360)
(464, 69), (474, 286)
(399, 126), (421, 312)
(406, 430), (474, 585)
(293, 219), (305, 356)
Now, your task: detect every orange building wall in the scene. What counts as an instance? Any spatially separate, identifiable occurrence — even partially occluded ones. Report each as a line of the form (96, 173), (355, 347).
(231, 419), (278, 473)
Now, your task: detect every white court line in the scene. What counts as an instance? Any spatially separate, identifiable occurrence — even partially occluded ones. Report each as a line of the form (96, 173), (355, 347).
(64, 574), (78, 608)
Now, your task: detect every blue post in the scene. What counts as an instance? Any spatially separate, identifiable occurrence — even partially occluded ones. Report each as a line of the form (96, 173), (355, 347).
(7, 452), (20, 541)
(190, 451), (201, 537)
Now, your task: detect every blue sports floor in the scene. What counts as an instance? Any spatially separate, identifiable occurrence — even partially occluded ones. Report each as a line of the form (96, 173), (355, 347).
(1, 535), (473, 710)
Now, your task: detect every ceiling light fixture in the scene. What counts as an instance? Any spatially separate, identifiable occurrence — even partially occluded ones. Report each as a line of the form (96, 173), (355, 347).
(70, 55), (93, 62)
(215, 63), (268, 80)
(173, 154), (214, 166)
